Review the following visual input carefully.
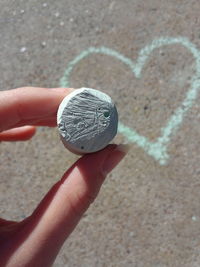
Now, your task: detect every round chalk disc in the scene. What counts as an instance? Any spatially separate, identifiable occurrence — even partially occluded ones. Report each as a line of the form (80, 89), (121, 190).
(57, 88), (118, 154)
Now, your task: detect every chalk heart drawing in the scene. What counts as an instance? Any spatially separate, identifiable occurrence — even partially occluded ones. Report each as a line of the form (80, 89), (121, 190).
(60, 37), (200, 165)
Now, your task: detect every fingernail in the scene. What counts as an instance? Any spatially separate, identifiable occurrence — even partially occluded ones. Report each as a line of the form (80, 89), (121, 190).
(102, 144), (130, 175)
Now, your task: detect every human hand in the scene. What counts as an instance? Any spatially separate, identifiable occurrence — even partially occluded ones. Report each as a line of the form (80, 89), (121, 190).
(0, 87), (128, 267)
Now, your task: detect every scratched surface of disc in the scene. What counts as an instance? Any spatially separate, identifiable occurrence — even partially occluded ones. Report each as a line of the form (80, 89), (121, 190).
(57, 88), (118, 154)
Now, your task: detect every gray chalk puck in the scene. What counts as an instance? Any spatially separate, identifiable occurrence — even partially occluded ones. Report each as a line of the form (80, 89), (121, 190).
(57, 88), (118, 154)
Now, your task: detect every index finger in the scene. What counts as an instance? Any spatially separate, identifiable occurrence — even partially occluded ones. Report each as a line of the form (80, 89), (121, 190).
(0, 87), (73, 131)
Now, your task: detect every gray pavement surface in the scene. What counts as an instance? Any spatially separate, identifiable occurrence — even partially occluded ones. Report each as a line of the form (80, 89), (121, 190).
(1, 0), (200, 266)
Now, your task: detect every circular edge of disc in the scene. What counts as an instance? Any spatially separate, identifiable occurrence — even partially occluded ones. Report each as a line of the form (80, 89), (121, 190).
(57, 87), (117, 154)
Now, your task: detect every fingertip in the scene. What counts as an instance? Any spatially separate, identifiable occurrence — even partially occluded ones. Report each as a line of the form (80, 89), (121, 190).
(101, 144), (129, 175)
(0, 87), (75, 131)
(0, 125), (37, 141)
(74, 143), (128, 178)
(70, 144), (118, 178)
(21, 125), (37, 140)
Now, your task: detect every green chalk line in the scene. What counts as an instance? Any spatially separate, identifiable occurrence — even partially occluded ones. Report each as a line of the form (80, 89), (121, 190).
(60, 37), (200, 165)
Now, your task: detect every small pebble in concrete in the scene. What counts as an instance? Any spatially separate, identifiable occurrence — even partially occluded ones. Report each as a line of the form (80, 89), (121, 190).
(55, 12), (60, 17)
(41, 41), (46, 47)
(20, 46), (27, 53)
(192, 215), (197, 221)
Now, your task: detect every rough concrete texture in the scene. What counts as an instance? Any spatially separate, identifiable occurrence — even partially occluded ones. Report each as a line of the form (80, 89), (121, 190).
(1, 0), (200, 266)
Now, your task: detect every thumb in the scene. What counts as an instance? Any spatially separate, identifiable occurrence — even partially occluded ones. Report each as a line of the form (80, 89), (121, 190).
(7, 144), (129, 267)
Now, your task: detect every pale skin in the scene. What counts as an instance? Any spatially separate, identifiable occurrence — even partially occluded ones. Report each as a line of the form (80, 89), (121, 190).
(0, 87), (128, 267)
